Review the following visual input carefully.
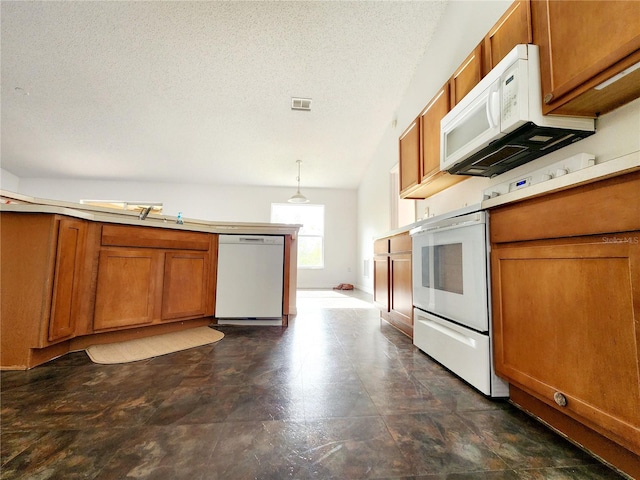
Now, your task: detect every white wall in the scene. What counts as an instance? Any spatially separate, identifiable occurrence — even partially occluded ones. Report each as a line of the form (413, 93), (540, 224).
(356, 0), (640, 294)
(1, 168), (20, 192)
(13, 178), (357, 289)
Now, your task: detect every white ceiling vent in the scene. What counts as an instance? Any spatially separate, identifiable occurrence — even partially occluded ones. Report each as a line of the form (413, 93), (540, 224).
(291, 97), (312, 111)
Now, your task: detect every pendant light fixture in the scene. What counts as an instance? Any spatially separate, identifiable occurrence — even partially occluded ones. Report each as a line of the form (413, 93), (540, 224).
(288, 159), (310, 203)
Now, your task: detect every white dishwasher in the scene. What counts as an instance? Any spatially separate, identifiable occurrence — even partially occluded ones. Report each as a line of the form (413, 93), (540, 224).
(215, 235), (284, 321)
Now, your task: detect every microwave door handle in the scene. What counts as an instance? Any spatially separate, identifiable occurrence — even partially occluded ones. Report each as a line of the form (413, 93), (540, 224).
(486, 83), (500, 129)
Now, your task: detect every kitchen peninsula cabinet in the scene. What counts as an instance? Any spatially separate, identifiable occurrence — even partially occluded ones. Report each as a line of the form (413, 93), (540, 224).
(489, 171), (640, 477)
(532, 0), (640, 117)
(1, 213), (96, 368)
(48, 217), (89, 342)
(374, 232), (413, 337)
(94, 224), (216, 331)
(1, 196), (300, 370)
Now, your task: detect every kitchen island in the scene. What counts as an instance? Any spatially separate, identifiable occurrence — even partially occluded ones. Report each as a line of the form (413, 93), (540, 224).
(0, 191), (301, 370)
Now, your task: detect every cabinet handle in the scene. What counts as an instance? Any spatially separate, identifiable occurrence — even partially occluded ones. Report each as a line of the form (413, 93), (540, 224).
(553, 391), (567, 407)
(544, 93), (554, 104)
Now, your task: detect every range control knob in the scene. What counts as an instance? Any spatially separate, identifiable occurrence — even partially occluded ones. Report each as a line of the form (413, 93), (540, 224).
(555, 168), (568, 177)
(540, 173), (552, 181)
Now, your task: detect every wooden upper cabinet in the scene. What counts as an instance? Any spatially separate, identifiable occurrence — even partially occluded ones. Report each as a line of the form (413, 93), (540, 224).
(399, 120), (421, 194)
(484, 0), (532, 73)
(420, 83), (450, 182)
(450, 43), (483, 107)
(532, 0), (640, 116)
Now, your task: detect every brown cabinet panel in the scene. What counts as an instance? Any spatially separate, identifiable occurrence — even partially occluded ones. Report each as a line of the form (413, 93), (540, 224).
(373, 255), (389, 312)
(450, 44), (483, 107)
(94, 249), (162, 330)
(374, 232), (413, 337)
(389, 232), (412, 254)
(532, 0), (640, 116)
(389, 252), (413, 336)
(420, 84), (450, 182)
(484, 0), (532, 73)
(374, 238), (389, 255)
(490, 171), (640, 244)
(48, 218), (87, 342)
(161, 252), (209, 320)
(101, 224), (210, 250)
(399, 120), (420, 194)
(492, 238), (640, 453)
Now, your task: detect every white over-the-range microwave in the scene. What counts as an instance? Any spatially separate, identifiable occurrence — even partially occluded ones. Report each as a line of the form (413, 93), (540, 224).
(440, 44), (595, 177)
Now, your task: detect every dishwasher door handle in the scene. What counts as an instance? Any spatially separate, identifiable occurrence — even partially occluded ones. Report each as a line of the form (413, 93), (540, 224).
(239, 237), (265, 243)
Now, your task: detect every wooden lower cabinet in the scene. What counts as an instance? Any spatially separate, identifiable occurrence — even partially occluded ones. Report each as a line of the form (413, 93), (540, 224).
(1, 213), (95, 369)
(490, 170), (640, 476)
(94, 248), (162, 330)
(374, 232), (413, 337)
(388, 252), (413, 336)
(161, 251), (210, 320)
(48, 217), (88, 342)
(373, 254), (389, 312)
(492, 237), (640, 453)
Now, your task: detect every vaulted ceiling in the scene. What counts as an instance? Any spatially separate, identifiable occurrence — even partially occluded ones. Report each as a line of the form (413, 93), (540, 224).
(1, 1), (448, 189)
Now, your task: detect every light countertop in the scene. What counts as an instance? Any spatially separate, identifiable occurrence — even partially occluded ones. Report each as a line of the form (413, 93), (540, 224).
(0, 191), (301, 236)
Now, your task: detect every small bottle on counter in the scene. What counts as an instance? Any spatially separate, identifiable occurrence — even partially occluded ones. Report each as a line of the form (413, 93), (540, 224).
(176, 212), (184, 224)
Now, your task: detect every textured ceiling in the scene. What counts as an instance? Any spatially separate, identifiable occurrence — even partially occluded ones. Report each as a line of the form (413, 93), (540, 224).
(1, 1), (447, 189)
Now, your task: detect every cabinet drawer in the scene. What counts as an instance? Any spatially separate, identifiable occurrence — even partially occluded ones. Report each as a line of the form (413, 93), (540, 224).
(101, 224), (211, 250)
(374, 238), (389, 255)
(390, 233), (411, 253)
(490, 171), (640, 243)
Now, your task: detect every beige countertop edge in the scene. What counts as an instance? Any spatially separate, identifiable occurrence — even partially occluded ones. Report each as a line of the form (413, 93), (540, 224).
(0, 202), (301, 236)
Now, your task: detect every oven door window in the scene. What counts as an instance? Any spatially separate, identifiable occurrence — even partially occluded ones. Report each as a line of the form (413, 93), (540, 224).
(422, 243), (463, 294)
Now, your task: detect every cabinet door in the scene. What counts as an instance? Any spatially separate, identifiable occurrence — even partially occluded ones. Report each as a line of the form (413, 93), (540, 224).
(373, 255), (389, 312)
(94, 248), (162, 330)
(484, 0), (531, 73)
(161, 251), (210, 320)
(48, 218), (87, 342)
(450, 44), (483, 107)
(399, 120), (420, 195)
(420, 84), (450, 182)
(492, 237), (640, 454)
(389, 252), (413, 337)
(532, 0), (640, 116)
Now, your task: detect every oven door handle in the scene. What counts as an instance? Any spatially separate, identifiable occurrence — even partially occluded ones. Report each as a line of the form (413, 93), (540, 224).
(420, 318), (477, 348)
(411, 218), (483, 236)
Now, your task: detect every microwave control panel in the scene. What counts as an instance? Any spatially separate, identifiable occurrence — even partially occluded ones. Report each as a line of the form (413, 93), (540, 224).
(501, 62), (521, 127)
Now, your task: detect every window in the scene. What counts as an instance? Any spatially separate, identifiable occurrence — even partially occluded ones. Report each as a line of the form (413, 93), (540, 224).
(271, 203), (324, 268)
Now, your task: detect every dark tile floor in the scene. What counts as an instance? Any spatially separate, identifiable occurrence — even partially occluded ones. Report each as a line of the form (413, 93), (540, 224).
(0, 290), (626, 479)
